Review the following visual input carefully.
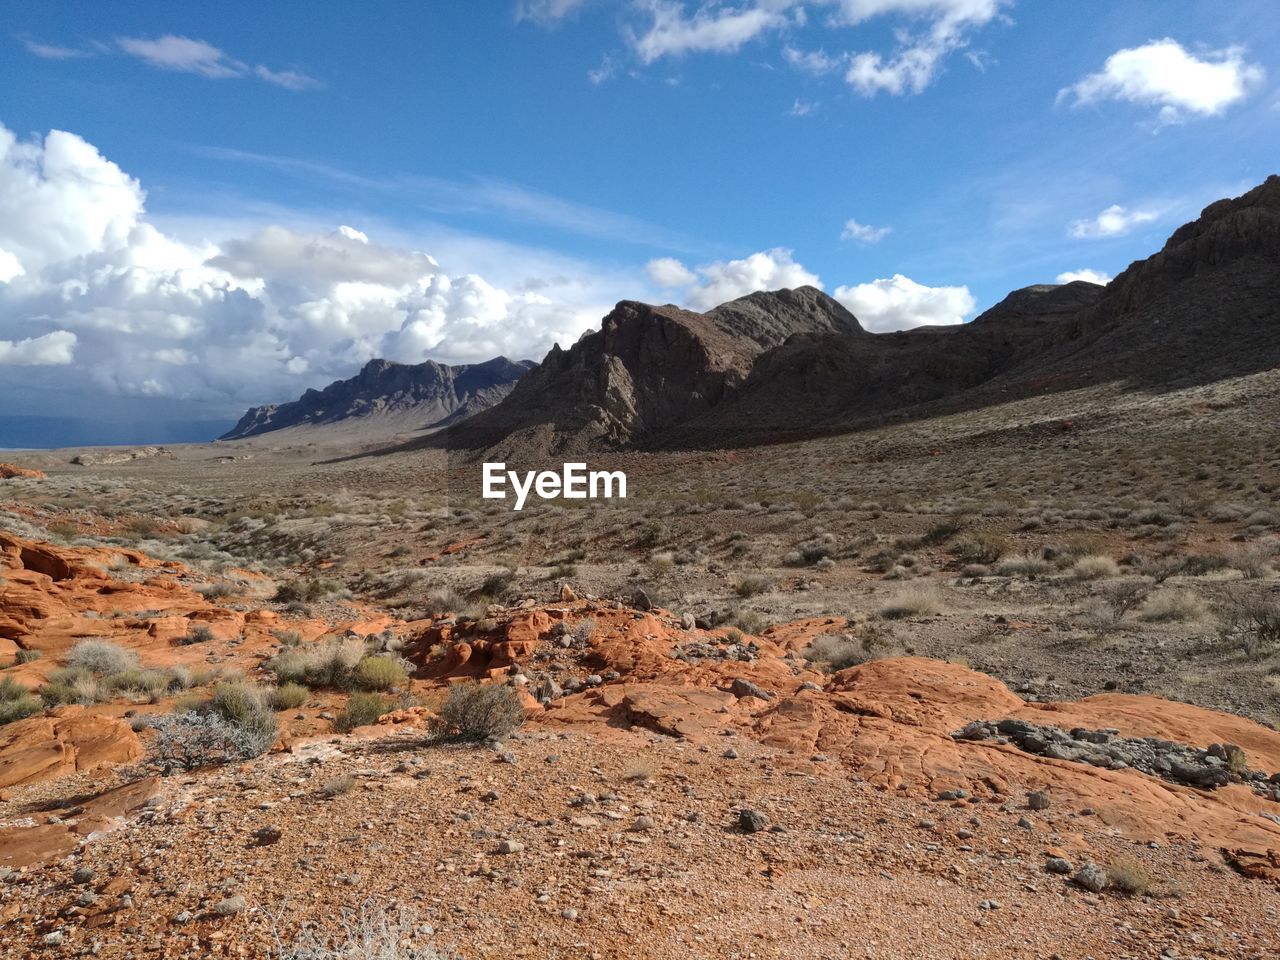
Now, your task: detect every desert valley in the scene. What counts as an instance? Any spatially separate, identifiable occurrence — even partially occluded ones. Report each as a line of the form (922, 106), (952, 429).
(0, 175), (1279, 958)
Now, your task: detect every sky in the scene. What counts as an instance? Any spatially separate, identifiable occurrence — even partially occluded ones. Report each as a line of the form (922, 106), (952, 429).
(1, 0), (1277, 442)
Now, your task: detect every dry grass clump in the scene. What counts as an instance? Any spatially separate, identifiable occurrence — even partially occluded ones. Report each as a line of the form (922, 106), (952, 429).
(995, 552), (1053, 579)
(0, 676), (41, 726)
(66, 638), (138, 675)
(1136, 589), (1209, 623)
(734, 574), (773, 598)
(1071, 555), (1120, 580)
(1106, 858), (1157, 896)
(318, 773), (356, 798)
(335, 692), (391, 733)
(879, 584), (946, 620)
(269, 682), (310, 710)
(354, 655), (409, 691)
(272, 902), (454, 960)
(622, 756), (660, 782)
(269, 636), (365, 688)
(953, 531), (1007, 564)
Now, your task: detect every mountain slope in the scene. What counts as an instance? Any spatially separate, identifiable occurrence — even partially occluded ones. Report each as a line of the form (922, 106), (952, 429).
(219, 356), (535, 441)
(438, 285), (860, 455)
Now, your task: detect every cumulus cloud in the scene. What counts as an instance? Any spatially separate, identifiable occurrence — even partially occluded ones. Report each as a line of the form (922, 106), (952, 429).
(630, 0), (794, 63)
(0, 122), (612, 416)
(1060, 39), (1264, 125)
(115, 35), (322, 89)
(647, 248), (821, 310)
(517, 0), (593, 22)
(1068, 204), (1159, 239)
(1055, 268), (1111, 285)
(841, 218), (891, 243)
(834, 274), (974, 331)
(21, 37), (89, 59)
(0, 330), (77, 365)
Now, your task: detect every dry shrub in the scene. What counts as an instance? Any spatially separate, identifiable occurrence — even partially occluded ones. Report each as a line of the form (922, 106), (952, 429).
(879, 584), (946, 620)
(1137, 590), (1209, 623)
(434, 683), (525, 742)
(1071, 556), (1119, 581)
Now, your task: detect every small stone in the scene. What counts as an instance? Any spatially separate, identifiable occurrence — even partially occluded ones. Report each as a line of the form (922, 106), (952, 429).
(252, 826), (282, 845)
(1045, 857), (1072, 875)
(630, 815), (655, 832)
(72, 866), (95, 884)
(1072, 862), (1108, 893)
(173, 910), (192, 924)
(42, 932), (64, 947)
(214, 895), (247, 916)
(738, 809), (767, 833)
(723, 747), (739, 759)
(1027, 791), (1051, 811)
(1017, 816), (1033, 830)
(561, 907), (579, 921)
(75, 891), (97, 907)
(500, 752), (518, 765)
(498, 840), (525, 854)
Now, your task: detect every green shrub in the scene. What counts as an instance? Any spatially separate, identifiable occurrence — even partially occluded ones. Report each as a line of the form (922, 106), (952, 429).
(269, 637), (366, 689)
(39, 666), (104, 705)
(336, 692), (390, 732)
(734, 575), (773, 598)
(178, 624), (215, 645)
(105, 668), (171, 698)
(879, 584), (946, 620)
(355, 655), (408, 691)
(14, 649), (42, 665)
(0, 676), (42, 725)
(269, 682), (309, 710)
(434, 683), (525, 742)
(953, 532), (1007, 565)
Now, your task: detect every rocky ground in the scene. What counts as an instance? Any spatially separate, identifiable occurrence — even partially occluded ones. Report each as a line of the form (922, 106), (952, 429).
(1, 371), (1279, 958)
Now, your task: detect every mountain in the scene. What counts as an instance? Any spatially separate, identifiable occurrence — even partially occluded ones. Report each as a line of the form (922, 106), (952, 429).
(437, 286), (861, 455)
(219, 356), (535, 441)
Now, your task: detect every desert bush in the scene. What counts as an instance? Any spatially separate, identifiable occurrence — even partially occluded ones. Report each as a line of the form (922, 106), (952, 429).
(434, 683), (525, 742)
(734, 574), (773, 598)
(275, 629), (304, 647)
(1106, 858), (1156, 896)
(13, 649), (42, 665)
(1097, 580), (1151, 622)
(67, 639), (138, 676)
(732, 609), (769, 634)
(1071, 556), (1119, 581)
(39, 666), (105, 705)
(144, 710), (273, 771)
(319, 773), (356, 798)
(1137, 590), (1209, 623)
(1180, 554), (1230, 577)
(270, 636), (366, 689)
(274, 578), (345, 604)
(271, 902), (455, 960)
(335, 692), (391, 732)
(953, 532), (1007, 565)
(1229, 544), (1275, 580)
(996, 553), (1053, 579)
(269, 682), (310, 710)
(177, 624), (215, 645)
(919, 519), (965, 546)
(355, 655), (408, 691)
(105, 668), (171, 698)
(0, 676), (41, 725)
(623, 756), (660, 782)
(879, 584), (945, 620)
(1220, 596), (1280, 656)
(197, 582), (235, 600)
(470, 571), (514, 602)
(573, 618), (597, 644)
(803, 633), (868, 670)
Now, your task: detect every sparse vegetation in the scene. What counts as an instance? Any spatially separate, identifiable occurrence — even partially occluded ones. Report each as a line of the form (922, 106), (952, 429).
(355, 654), (409, 691)
(66, 638), (139, 676)
(1105, 858), (1157, 896)
(1136, 589), (1209, 623)
(269, 682), (310, 710)
(335, 692), (391, 732)
(879, 584), (945, 620)
(433, 682), (525, 742)
(0, 675), (42, 725)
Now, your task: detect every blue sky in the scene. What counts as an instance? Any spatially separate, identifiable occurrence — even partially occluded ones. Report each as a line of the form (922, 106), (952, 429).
(1, 1), (1277, 437)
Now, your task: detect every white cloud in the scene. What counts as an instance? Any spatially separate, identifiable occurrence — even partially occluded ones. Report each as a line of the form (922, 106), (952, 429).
(1055, 268), (1111, 285)
(834, 273), (974, 331)
(0, 330), (77, 366)
(116, 35), (321, 89)
(647, 256), (698, 288)
(517, 0), (593, 22)
(22, 37), (89, 60)
(783, 45), (843, 74)
(787, 97), (818, 116)
(0, 123), (617, 415)
(1068, 204), (1159, 239)
(1061, 39), (1264, 124)
(117, 35), (243, 78)
(630, 1), (795, 63)
(597, 1), (1004, 95)
(841, 218), (891, 243)
(648, 248), (822, 310)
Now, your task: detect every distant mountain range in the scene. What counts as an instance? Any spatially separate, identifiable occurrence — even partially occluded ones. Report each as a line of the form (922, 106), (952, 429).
(225, 175), (1280, 455)
(429, 175), (1279, 456)
(219, 356), (535, 441)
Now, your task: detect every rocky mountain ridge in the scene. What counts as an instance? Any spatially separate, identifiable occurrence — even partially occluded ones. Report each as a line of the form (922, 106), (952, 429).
(219, 355), (535, 441)
(435, 176), (1279, 457)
